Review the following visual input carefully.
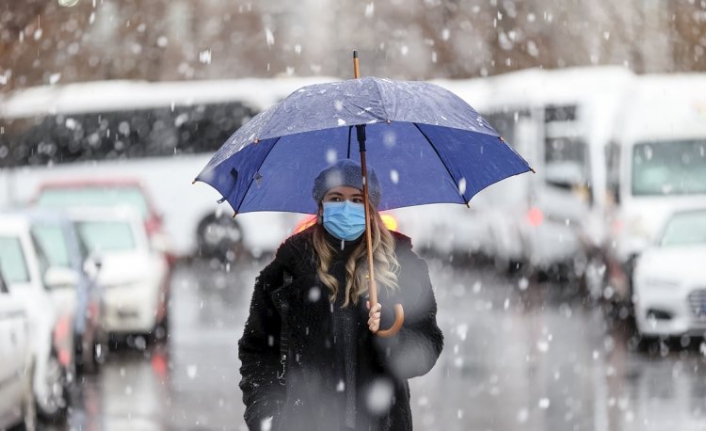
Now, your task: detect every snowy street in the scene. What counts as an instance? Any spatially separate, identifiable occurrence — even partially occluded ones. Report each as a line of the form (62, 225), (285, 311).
(49, 257), (706, 431)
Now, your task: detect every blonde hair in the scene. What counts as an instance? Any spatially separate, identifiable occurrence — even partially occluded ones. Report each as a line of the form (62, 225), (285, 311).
(312, 205), (400, 307)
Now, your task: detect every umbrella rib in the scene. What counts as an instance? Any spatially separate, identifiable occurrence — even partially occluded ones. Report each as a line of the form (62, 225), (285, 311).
(233, 136), (282, 214)
(412, 123), (466, 204)
(370, 78), (391, 122)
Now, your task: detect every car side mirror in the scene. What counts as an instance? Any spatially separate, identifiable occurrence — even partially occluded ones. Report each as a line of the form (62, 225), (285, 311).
(83, 254), (103, 278)
(44, 266), (79, 290)
(609, 186), (620, 205)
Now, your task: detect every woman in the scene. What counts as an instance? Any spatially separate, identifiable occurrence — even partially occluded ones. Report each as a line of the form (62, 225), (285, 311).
(238, 159), (444, 431)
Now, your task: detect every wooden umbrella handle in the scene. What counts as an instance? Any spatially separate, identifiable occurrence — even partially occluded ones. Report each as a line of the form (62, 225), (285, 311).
(376, 303), (404, 337)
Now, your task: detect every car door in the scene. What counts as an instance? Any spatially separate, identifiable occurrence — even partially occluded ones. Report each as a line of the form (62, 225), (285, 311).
(30, 227), (77, 371)
(0, 272), (29, 421)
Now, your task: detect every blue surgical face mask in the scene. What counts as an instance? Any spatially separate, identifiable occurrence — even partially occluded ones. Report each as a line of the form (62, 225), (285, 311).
(322, 201), (366, 241)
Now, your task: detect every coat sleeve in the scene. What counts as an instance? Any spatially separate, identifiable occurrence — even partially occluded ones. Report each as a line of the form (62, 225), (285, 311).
(238, 250), (288, 430)
(373, 245), (444, 381)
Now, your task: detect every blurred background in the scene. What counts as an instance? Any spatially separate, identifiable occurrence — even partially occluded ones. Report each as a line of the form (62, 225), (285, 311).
(0, 1), (705, 430)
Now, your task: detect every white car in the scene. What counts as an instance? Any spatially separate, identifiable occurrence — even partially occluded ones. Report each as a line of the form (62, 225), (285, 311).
(633, 207), (706, 338)
(0, 214), (75, 422)
(0, 271), (35, 430)
(70, 208), (170, 339)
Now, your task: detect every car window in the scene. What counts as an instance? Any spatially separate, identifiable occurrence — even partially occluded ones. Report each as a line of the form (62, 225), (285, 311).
(0, 236), (30, 284)
(660, 210), (706, 247)
(75, 221), (137, 253)
(0, 270), (8, 293)
(36, 187), (150, 219)
(32, 224), (72, 268)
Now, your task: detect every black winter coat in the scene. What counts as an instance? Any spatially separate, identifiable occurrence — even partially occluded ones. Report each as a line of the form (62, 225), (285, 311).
(238, 227), (444, 431)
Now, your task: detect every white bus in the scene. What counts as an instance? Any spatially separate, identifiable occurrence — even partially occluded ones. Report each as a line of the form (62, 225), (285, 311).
(0, 77), (335, 260)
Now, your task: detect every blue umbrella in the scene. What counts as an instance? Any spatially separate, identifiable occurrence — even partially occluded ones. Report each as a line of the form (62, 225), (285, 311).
(197, 79), (531, 214)
(196, 60), (533, 335)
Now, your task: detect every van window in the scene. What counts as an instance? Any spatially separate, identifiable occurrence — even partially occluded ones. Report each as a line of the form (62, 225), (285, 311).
(632, 140), (706, 196)
(483, 110), (531, 147)
(544, 137), (589, 187)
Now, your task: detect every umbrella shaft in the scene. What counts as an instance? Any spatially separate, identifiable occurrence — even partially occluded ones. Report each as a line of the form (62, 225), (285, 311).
(360, 148), (378, 306)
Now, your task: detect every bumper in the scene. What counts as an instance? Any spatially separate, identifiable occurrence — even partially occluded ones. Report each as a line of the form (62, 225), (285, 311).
(103, 287), (159, 333)
(635, 289), (706, 337)
(524, 222), (581, 269)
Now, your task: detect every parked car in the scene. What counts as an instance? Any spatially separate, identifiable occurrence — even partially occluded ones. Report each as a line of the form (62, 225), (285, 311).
(633, 207), (706, 339)
(32, 178), (176, 268)
(69, 208), (170, 342)
(0, 214), (74, 422)
(0, 269), (35, 430)
(29, 211), (108, 374)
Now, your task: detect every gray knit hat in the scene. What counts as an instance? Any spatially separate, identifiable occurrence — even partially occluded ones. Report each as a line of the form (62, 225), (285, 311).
(312, 159), (382, 207)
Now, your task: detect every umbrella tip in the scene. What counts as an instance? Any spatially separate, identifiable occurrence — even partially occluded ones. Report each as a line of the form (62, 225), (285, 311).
(530, 167), (536, 174)
(232, 211), (238, 218)
(353, 50), (358, 59)
(192, 178), (197, 185)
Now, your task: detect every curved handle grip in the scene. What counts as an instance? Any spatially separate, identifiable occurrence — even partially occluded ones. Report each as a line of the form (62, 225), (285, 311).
(376, 303), (404, 338)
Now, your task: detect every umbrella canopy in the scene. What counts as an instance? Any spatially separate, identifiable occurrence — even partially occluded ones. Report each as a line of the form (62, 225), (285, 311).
(195, 77), (532, 215)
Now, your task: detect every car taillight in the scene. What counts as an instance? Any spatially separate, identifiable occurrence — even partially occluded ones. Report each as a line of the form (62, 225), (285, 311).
(527, 207), (543, 227)
(53, 316), (72, 367)
(144, 218), (160, 236)
(293, 216), (317, 235)
(381, 214), (398, 231)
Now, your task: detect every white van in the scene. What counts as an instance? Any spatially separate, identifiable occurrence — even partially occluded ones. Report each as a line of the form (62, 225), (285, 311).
(604, 74), (706, 301)
(441, 67), (634, 280)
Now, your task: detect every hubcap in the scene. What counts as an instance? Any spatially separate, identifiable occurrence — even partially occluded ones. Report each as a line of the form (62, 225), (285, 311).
(37, 355), (66, 414)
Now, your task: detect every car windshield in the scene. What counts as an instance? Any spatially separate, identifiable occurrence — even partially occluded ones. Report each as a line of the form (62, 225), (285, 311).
(632, 139), (706, 196)
(36, 187), (149, 219)
(75, 221), (137, 253)
(660, 210), (706, 247)
(32, 224), (72, 268)
(0, 236), (30, 284)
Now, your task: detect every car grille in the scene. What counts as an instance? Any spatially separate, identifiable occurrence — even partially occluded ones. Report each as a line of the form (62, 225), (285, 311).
(687, 289), (706, 318)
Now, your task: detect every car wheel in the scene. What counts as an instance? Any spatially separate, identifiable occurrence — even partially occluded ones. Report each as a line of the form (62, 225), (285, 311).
(196, 213), (245, 261)
(8, 361), (37, 431)
(76, 336), (102, 376)
(94, 334), (108, 365)
(151, 311), (169, 344)
(22, 372), (37, 431)
(35, 351), (68, 423)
